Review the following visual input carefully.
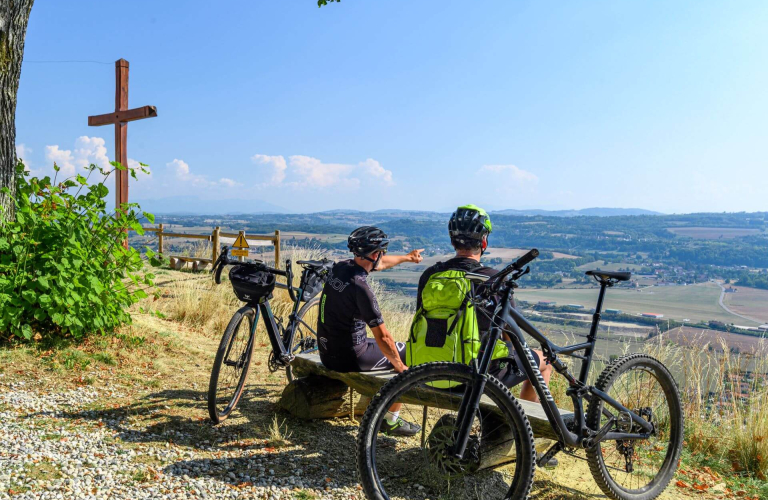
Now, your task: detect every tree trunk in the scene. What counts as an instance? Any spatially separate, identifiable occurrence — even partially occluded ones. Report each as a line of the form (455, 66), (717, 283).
(0, 0), (34, 221)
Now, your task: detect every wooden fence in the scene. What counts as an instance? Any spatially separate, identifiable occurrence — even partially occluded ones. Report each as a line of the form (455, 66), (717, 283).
(139, 225), (281, 269)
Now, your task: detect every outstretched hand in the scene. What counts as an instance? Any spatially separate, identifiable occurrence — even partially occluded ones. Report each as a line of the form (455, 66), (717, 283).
(407, 249), (425, 264)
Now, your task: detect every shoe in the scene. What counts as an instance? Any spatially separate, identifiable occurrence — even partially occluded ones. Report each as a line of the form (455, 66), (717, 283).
(380, 417), (421, 437)
(537, 452), (559, 468)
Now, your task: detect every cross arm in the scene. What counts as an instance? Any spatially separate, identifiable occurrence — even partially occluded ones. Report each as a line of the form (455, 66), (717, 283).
(88, 105), (158, 126)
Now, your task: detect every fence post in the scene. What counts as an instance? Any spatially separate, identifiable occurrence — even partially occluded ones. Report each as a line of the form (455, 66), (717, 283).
(212, 226), (220, 263)
(158, 223), (164, 255)
(238, 229), (246, 262)
(274, 229), (281, 269)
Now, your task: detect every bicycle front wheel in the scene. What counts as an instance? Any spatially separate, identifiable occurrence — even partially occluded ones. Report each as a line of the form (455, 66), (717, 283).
(286, 296), (320, 382)
(356, 362), (536, 500)
(207, 306), (257, 424)
(586, 354), (684, 500)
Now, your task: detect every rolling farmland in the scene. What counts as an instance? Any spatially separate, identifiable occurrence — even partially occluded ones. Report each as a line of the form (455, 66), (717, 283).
(516, 282), (759, 325)
(723, 285), (768, 324)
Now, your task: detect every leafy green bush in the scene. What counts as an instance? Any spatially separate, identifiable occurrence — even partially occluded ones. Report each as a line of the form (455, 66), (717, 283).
(0, 160), (161, 341)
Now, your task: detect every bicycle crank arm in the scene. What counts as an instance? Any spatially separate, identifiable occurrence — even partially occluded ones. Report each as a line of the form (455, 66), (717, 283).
(584, 416), (617, 448)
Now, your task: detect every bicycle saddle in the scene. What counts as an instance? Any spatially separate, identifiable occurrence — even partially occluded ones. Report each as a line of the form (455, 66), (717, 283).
(464, 271), (490, 283)
(297, 259), (332, 268)
(585, 270), (631, 282)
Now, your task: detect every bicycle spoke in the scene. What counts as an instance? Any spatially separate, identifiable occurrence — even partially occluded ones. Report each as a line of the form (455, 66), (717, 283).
(359, 365), (534, 500)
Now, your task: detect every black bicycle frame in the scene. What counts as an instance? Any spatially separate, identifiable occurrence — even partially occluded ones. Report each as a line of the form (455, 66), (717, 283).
(250, 278), (310, 363)
(452, 281), (653, 458)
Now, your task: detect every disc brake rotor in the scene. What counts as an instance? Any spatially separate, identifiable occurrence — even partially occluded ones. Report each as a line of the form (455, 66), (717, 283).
(425, 415), (481, 477)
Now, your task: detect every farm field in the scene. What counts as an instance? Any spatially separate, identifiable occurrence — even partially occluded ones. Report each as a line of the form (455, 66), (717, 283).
(576, 260), (644, 272)
(663, 326), (767, 355)
(517, 282), (760, 325)
(666, 226), (763, 239)
(379, 247), (580, 285)
(723, 285), (768, 324)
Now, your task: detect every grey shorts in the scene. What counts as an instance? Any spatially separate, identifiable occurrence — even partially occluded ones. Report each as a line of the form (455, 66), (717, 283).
(488, 341), (542, 388)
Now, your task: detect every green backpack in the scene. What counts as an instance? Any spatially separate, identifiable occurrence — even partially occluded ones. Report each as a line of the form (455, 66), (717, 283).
(406, 268), (509, 388)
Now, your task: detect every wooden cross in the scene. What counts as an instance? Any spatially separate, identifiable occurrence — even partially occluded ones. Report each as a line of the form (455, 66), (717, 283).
(88, 58), (157, 210)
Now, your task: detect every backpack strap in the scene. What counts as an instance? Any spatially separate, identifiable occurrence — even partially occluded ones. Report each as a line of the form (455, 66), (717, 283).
(444, 292), (471, 338)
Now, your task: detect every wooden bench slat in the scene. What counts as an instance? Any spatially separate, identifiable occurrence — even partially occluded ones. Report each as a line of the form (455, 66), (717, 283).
(169, 256), (212, 263)
(290, 353), (571, 441)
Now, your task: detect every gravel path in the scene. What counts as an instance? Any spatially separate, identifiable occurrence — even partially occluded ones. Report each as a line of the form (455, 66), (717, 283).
(0, 378), (365, 500)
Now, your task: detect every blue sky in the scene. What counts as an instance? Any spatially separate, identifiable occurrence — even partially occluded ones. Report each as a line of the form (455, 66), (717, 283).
(14, 1), (768, 214)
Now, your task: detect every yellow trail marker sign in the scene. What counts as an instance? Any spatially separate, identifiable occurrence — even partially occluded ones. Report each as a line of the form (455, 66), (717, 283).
(233, 233), (250, 249)
(231, 233), (250, 258)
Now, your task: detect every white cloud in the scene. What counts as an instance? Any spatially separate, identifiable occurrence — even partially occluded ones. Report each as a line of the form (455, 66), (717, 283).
(478, 164), (539, 184)
(45, 145), (76, 177)
(250, 153), (394, 190)
(168, 158), (190, 178)
(15, 144), (31, 160)
(251, 154), (287, 185)
(15, 144), (31, 171)
(166, 158), (240, 189)
(74, 136), (110, 170)
(360, 158), (394, 186)
(288, 155), (358, 189)
(43, 136), (114, 178)
(219, 177), (241, 188)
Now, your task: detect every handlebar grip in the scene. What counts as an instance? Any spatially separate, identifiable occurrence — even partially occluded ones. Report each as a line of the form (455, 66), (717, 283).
(214, 260), (225, 284)
(211, 246), (229, 284)
(513, 248), (539, 270)
(285, 259), (297, 303)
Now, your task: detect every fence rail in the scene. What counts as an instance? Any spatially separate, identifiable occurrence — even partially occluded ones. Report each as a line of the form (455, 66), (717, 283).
(136, 225), (281, 268)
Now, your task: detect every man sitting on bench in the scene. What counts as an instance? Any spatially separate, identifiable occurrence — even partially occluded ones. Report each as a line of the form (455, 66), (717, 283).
(317, 226), (424, 436)
(417, 205), (554, 403)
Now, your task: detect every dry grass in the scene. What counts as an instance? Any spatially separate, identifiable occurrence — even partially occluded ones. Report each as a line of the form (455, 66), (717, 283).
(646, 332), (768, 481)
(266, 414), (293, 448)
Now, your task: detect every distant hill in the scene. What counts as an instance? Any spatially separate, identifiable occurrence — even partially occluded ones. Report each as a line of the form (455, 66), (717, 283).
(492, 207), (663, 217)
(135, 196), (287, 215)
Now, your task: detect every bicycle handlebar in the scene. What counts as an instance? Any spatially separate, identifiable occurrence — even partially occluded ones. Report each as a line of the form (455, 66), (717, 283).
(513, 248), (539, 271)
(478, 248), (540, 296)
(211, 247), (296, 299)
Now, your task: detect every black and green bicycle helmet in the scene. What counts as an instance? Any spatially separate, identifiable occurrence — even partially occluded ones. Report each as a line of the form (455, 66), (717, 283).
(348, 226), (390, 257)
(448, 204), (493, 243)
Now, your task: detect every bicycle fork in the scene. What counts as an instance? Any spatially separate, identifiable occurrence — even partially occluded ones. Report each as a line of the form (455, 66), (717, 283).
(450, 324), (503, 459)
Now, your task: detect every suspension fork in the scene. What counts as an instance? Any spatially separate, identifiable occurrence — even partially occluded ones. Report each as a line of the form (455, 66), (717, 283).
(450, 318), (506, 459)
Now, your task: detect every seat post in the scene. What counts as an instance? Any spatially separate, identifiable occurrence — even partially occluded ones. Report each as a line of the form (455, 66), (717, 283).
(578, 281), (609, 382)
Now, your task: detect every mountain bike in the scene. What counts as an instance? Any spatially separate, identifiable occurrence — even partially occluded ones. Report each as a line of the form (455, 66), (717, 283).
(207, 246), (332, 424)
(356, 249), (683, 500)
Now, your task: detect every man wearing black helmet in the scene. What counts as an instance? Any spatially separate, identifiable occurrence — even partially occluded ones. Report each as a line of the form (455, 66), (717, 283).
(317, 226), (424, 436)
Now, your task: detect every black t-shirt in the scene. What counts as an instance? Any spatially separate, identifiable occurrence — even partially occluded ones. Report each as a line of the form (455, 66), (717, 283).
(417, 257), (500, 333)
(317, 260), (384, 367)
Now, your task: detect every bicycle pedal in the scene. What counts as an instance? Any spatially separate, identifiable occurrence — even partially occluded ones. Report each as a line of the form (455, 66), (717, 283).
(537, 442), (563, 468)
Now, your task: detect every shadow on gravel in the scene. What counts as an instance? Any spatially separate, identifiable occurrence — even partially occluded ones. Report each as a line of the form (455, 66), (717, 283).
(163, 421), (361, 490)
(38, 383), (366, 491)
(43, 385), (285, 452)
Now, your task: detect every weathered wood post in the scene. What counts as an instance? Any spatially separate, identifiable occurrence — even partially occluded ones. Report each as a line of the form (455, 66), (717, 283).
(274, 230), (281, 269)
(158, 223), (164, 255)
(211, 226), (220, 263)
(238, 229), (246, 262)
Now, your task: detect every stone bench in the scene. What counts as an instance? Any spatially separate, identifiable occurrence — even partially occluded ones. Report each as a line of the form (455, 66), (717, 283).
(279, 353), (571, 444)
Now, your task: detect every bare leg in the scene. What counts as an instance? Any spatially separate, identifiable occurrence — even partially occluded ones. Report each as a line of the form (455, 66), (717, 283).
(389, 403), (402, 412)
(520, 350), (553, 403)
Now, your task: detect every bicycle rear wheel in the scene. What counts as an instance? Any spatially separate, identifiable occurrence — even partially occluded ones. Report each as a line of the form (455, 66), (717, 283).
(208, 306), (257, 424)
(586, 354), (684, 500)
(285, 296), (320, 382)
(356, 362), (536, 500)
